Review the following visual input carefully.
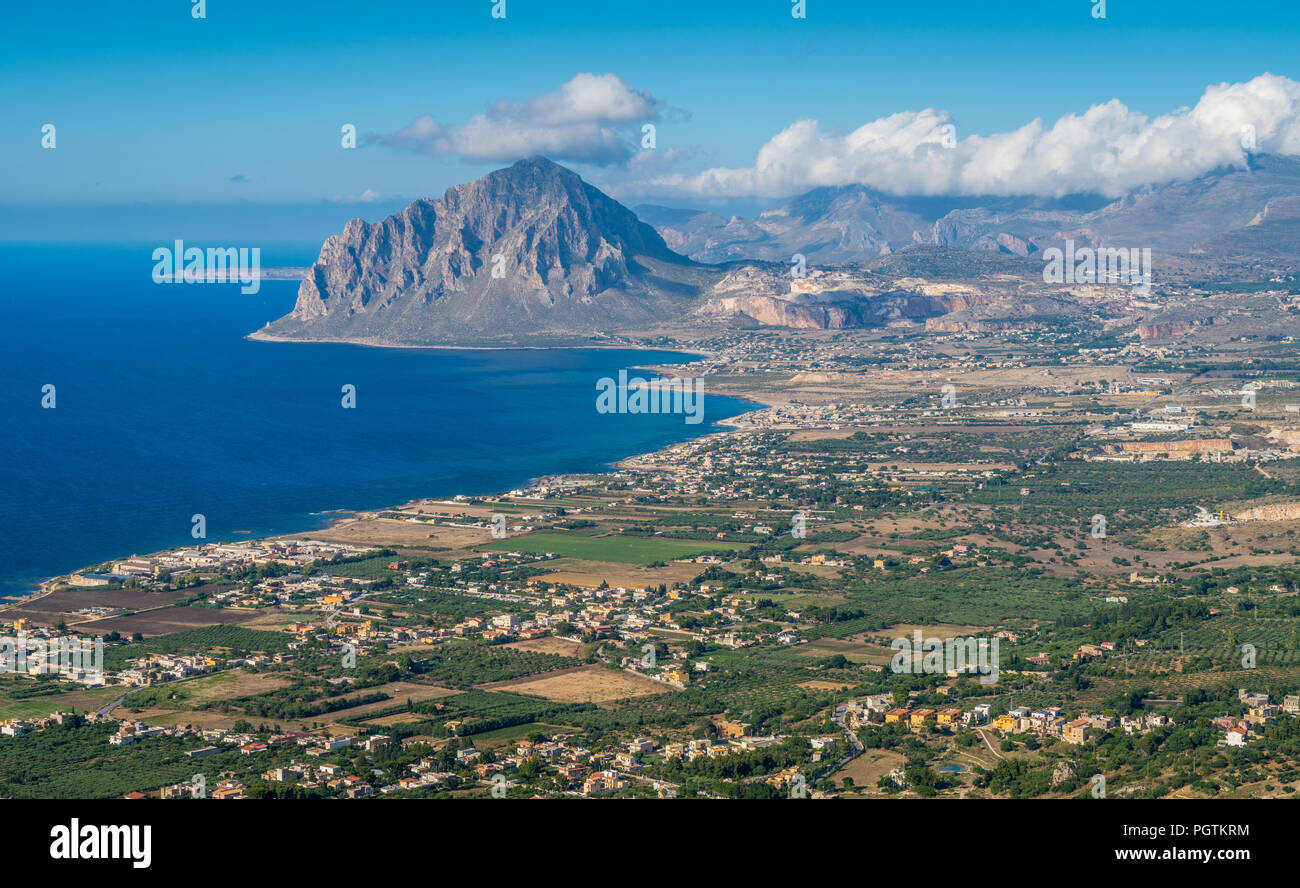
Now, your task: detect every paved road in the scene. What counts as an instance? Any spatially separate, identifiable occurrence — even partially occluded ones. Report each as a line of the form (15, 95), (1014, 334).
(97, 691), (130, 718)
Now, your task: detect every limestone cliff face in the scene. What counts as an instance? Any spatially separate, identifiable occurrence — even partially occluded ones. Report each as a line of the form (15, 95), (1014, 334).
(924, 317), (1043, 333)
(1137, 320), (1202, 340)
(1232, 502), (1300, 522)
(696, 267), (990, 330)
(266, 157), (705, 344)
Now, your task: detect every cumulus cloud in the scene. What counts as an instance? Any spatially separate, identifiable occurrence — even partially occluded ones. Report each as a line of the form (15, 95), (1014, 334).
(373, 73), (659, 165)
(650, 74), (1300, 199)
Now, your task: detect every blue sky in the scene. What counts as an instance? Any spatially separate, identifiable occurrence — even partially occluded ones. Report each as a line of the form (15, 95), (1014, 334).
(3, 0), (1299, 237)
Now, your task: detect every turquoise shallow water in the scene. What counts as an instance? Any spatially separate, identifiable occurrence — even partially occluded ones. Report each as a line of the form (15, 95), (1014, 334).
(0, 242), (753, 597)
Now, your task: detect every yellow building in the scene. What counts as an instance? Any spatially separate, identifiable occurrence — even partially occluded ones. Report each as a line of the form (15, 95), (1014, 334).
(1063, 718), (1096, 745)
(716, 720), (750, 738)
(909, 709), (936, 728)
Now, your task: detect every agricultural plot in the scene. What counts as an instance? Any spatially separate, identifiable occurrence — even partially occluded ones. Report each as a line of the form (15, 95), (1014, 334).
(0, 723), (248, 799)
(476, 664), (669, 705)
(102, 626), (293, 670)
(79, 605), (258, 638)
(0, 679), (124, 722)
(966, 462), (1287, 529)
(485, 531), (741, 564)
(117, 671), (297, 726)
(537, 557), (704, 588)
(0, 584), (202, 624)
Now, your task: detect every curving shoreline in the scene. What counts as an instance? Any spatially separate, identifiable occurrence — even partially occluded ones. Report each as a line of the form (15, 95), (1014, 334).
(246, 328), (716, 358)
(16, 364), (773, 608)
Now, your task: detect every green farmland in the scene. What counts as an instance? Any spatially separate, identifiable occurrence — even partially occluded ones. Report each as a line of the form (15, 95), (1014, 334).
(484, 532), (741, 564)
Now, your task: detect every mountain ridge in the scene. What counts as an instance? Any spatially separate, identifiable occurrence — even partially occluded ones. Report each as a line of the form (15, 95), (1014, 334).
(259, 155), (1300, 347)
(260, 157), (709, 346)
(638, 156), (1300, 267)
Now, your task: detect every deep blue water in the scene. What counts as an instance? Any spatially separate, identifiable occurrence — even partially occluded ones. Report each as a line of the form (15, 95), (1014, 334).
(0, 242), (752, 597)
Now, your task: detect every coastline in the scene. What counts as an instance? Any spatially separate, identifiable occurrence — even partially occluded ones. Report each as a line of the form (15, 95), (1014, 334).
(16, 359), (774, 605)
(247, 328), (715, 360)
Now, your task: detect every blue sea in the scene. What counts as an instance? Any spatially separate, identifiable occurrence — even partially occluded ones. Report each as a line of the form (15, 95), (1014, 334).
(0, 242), (753, 598)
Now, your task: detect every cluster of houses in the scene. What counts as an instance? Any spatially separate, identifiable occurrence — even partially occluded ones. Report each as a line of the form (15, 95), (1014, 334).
(1055, 712), (1172, 744)
(0, 709), (80, 738)
(379, 505), (560, 534)
(147, 749), (394, 799)
(835, 684), (1300, 750)
(370, 558), (812, 665)
(411, 734), (663, 797)
(0, 620), (106, 685)
(834, 693), (1176, 745)
(837, 695), (981, 730)
(105, 719), (367, 760)
(464, 725), (834, 797)
(1217, 690), (1300, 746)
(0, 621), (267, 691)
(111, 719), (821, 799)
(116, 653), (218, 686)
(69, 539), (371, 589)
(127, 733), (394, 799)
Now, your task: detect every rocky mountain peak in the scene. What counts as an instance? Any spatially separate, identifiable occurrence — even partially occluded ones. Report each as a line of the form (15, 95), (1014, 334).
(261, 158), (700, 345)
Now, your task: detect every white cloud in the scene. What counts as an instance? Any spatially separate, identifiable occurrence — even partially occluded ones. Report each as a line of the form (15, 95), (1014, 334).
(374, 73), (659, 165)
(651, 74), (1300, 199)
(327, 188), (385, 204)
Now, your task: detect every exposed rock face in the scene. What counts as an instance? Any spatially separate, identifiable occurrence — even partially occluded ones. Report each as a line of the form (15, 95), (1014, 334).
(696, 267), (990, 330)
(703, 296), (856, 329)
(638, 187), (931, 264)
(1137, 320), (1202, 340)
(1111, 439), (1234, 454)
(261, 157), (707, 344)
(1232, 502), (1300, 521)
(924, 317), (1043, 333)
(258, 155), (1300, 346)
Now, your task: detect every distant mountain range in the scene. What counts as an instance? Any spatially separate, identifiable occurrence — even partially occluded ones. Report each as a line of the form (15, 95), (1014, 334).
(636, 155), (1300, 266)
(258, 155), (1300, 346)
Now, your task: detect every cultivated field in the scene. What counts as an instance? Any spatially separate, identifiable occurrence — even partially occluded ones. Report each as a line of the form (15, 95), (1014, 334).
(834, 750), (905, 793)
(113, 671), (297, 728)
(321, 682), (460, 722)
(504, 637), (585, 656)
(281, 516), (488, 551)
(538, 558), (703, 588)
(476, 664), (669, 705)
(0, 678), (124, 722)
(485, 532), (739, 564)
(78, 606), (257, 637)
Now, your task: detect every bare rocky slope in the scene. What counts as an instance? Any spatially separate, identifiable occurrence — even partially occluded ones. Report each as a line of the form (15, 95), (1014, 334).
(258, 159), (987, 344)
(258, 157), (713, 346)
(258, 157), (1300, 346)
